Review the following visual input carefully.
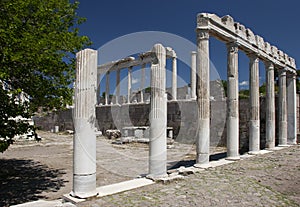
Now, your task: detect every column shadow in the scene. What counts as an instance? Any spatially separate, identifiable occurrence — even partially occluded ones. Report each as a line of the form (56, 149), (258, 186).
(0, 159), (67, 207)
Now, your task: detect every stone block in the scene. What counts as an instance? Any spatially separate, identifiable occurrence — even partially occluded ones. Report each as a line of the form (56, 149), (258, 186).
(246, 28), (256, 45)
(271, 46), (278, 59)
(221, 15), (235, 31)
(197, 13), (209, 27)
(255, 35), (265, 50)
(264, 42), (272, 55)
(277, 50), (285, 62)
(235, 22), (247, 40)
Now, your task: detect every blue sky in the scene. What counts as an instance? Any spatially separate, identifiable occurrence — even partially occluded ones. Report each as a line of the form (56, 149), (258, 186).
(77, 0), (299, 94)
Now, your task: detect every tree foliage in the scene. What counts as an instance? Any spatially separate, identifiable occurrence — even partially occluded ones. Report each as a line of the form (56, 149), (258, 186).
(0, 0), (90, 152)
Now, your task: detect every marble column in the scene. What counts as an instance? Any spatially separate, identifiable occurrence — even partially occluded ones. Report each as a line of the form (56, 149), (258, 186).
(140, 64), (146, 103)
(116, 69), (120, 104)
(149, 44), (167, 177)
(127, 67), (132, 104)
(72, 49), (97, 198)
(226, 42), (240, 160)
(265, 62), (276, 149)
(172, 56), (177, 100)
(248, 54), (260, 153)
(278, 68), (288, 146)
(105, 71), (110, 105)
(287, 72), (297, 144)
(191, 51), (197, 99)
(195, 29), (210, 166)
(96, 74), (101, 105)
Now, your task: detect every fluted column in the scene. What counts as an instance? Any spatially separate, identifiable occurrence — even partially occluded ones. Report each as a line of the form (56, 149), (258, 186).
(115, 69), (120, 104)
(127, 66), (132, 104)
(195, 29), (210, 167)
(226, 42), (240, 160)
(72, 49), (97, 198)
(191, 51), (197, 99)
(96, 74), (101, 105)
(105, 71), (110, 105)
(172, 56), (177, 100)
(149, 44), (167, 177)
(287, 72), (297, 144)
(278, 68), (288, 146)
(140, 64), (146, 103)
(248, 54), (260, 153)
(265, 62), (275, 149)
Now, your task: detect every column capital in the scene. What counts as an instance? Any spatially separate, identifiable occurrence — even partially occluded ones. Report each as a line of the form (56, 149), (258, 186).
(264, 61), (274, 70)
(279, 67), (288, 75)
(226, 41), (239, 53)
(197, 29), (209, 40)
(247, 52), (259, 61)
(287, 71), (297, 79)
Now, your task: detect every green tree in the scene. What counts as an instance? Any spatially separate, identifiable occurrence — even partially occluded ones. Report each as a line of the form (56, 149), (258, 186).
(0, 0), (90, 152)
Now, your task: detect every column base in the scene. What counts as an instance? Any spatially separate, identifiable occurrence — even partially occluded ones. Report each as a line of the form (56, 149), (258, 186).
(277, 144), (290, 147)
(248, 151), (261, 155)
(194, 163), (211, 169)
(72, 173), (97, 199)
(225, 156), (240, 161)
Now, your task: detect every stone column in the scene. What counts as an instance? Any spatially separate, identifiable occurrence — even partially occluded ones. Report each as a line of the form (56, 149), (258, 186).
(265, 62), (276, 149)
(226, 42), (240, 160)
(172, 56), (177, 100)
(287, 72), (297, 144)
(278, 68), (288, 146)
(96, 74), (101, 105)
(127, 66), (132, 104)
(149, 44), (167, 177)
(191, 51), (197, 99)
(248, 54), (260, 153)
(72, 49), (97, 198)
(195, 29), (210, 167)
(140, 64), (146, 103)
(105, 71), (110, 105)
(116, 69), (120, 104)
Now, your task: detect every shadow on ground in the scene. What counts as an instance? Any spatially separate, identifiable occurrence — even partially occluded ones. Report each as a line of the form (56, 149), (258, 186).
(0, 159), (67, 206)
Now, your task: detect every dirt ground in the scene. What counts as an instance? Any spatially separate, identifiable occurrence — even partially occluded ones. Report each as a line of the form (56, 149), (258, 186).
(0, 131), (299, 206)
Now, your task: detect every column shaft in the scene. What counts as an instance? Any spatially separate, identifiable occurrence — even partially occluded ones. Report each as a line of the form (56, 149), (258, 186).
(96, 74), (101, 105)
(116, 69), (120, 104)
(73, 49), (97, 198)
(141, 64), (145, 103)
(127, 67), (132, 104)
(172, 57), (177, 100)
(287, 73), (297, 144)
(265, 62), (276, 149)
(195, 29), (210, 166)
(226, 42), (240, 160)
(248, 55), (260, 153)
(105, 71), (110, 105)
(191, 51), (197, 99)
(149, 44), (167, 177)
(278, 69), (288, 146)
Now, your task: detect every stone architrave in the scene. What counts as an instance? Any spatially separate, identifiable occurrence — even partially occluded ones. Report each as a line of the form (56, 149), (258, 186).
(265, 62), (276, 149)
(278, 68), (288, 146)
(287, 73), (297, 144)
(149, 44), (167, 177)
(248, 54), (260, 153)
(191, 51), (197, 99)
(195, 29), (210, 166)
(226, 42), (240, 160)
(105, 71), (110, 105)
(172, 56), (177, 100)
(72, 49), (97, 198)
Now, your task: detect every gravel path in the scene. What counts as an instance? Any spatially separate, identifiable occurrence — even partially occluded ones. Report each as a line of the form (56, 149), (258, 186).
(0, 131), (299, 206)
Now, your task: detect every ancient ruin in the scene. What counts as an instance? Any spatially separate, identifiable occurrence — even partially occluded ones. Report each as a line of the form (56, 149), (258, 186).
(71, 13), (297, 198)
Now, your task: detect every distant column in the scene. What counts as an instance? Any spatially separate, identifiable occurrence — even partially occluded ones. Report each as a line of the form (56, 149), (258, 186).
(265, 62), (275, 149)
(72, 49), (97, 198)
(191, 51), (197, 99)
(287, 72), (297, 144)
(195, 29), (210, 167)
(105, 71), (110, 105)
(226, 42), (240, 160)
(248, 54), (260, 153)
(96, 74), (101, 105)
(278, 68), (288, 146)
(149, 44), (167, 177)
(127, 67), (132, 104)
(140, 64), (146, 103)
(116, 69), (120, 104)
(172, 56), (177, 100)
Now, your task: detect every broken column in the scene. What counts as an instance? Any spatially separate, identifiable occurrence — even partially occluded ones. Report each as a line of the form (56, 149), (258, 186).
(226, 42), (240, 160)
(149, 44), (167, 177)
(172, 55), (177, 100)
(265, 62), (275, 149)
(191, 51), (197, 99)
(278, 68), (288, 146)
(105, 71), (110, 105)
(72, 49), (97, 198)
(195, 29), (210, 166)
(287, 72), (297, 144)
(140, 63), (146, 103)
(116, 69), (120, 104)
(248, 54), (260, 153)
(127, 66), (132, 104)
